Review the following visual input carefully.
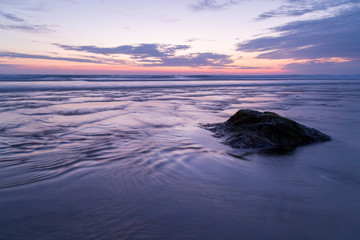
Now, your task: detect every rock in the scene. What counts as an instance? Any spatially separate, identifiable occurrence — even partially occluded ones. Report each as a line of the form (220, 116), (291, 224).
(202, 109), (331, 152)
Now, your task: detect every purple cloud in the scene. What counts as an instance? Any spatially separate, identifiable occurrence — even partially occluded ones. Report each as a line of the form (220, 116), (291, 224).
(284, 59), (360, 74)
(0, 52), (102, 63)
(0, 10), (54, 33)
(237, 8), (360, 60)
(236, 66), (272, 69)
(144, 53), (233, 67)
(0, 11), (24, 22)
(56, 43), (191, 59)
(56, 43), (233, 67)
(0, 24), (54, 32)
(191, 0), (241, 10)
(256, 0), (359, 20)
(0, 63), (19, 68)
(237, 5), (360, 73)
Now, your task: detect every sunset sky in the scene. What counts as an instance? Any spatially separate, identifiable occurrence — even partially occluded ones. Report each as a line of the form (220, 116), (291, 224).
(0, 0), (359, 74)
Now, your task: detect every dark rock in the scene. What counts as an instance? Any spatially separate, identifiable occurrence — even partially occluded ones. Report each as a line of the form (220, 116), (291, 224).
(203, 109), (331, 152)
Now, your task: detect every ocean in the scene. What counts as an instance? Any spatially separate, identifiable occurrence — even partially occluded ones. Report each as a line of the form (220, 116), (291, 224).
(0, 75), (360, 239)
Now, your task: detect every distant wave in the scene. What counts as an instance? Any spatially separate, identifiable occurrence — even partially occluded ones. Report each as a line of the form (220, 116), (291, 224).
(0, 74), (359, 92)
(0, 74), (360, 82)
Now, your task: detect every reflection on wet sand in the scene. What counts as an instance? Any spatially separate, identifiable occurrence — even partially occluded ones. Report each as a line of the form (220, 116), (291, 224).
(1, 77), (360, 239)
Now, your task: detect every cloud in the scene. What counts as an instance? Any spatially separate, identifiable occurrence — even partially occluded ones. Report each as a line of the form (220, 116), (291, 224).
(0, 44), (233, 68)
(56, 43), (191, 59)
(237, 7), (360, 60)
(236, 66), (272, 69)
(191, 0), (241, 10)
(284, 59), (360, 74)
(56, 43), (233, 67)
(256, 0), (359, 20)
(0, 11), (24, 22)
(144, 53), (233, 67)
(0, 63), (19, 68)
(185, 38), (200, 43)
(0, 24), (54, 32)
(0, 10), (55, 32)
(0, 52), (102, 63)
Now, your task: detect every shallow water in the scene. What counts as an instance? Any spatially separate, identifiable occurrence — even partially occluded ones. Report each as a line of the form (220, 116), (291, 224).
(1, 75), (360, 239)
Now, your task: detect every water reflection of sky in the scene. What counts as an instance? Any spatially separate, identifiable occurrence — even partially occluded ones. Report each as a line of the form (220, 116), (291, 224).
(0, 79), (360, 239)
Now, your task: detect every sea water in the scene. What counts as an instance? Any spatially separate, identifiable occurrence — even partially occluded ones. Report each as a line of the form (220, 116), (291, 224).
(0, 75), (360, 239)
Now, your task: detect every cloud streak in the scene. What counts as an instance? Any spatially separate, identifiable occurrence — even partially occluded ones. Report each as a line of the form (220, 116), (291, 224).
(237, 8), (360, 60)
(0, 63), (19, 68)
(191, 0), (241, 10)
(0, 43), (234, 68)
(56, 43), (191, 59)
(144, 53), (233, 67)
(0, 10), (55, 32)
(0, 11), (24, 22)
(56, 43), (234, 67)
(256, 0), (359, 20)
(0, 24), (54, 32)
(284, 59), (360, 74)
(0, 52), (102, 64)
(236, 66), (272, 69)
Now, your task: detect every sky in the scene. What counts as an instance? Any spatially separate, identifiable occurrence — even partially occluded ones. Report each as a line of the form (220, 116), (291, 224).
(0, 0), (359, 74)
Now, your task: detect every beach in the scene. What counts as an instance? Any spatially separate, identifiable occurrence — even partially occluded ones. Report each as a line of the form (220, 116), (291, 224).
(1, 75), (360, 239)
